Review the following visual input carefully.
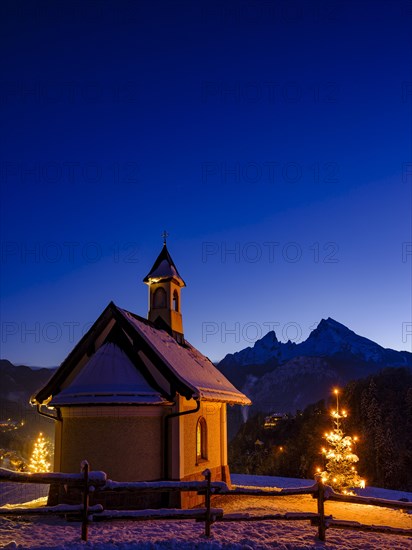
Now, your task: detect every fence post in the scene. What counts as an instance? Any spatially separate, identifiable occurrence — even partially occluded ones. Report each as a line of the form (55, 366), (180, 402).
(316, 476), (326, 541)
(81, 460), (90, 542)
(203, 468), (211, 537)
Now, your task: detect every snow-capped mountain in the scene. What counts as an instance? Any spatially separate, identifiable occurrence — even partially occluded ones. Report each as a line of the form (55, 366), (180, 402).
(219, 317), (412, 370)
(218, 318), (412, 429)
(220, 330), (297, 368)
(297, 318), (412, 364)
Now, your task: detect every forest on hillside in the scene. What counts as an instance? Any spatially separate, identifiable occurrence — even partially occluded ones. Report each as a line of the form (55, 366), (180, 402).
(229, 368), (412, 491)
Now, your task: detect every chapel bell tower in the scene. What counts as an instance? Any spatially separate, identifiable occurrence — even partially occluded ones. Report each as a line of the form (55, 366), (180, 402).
(143, 234), (186, 342)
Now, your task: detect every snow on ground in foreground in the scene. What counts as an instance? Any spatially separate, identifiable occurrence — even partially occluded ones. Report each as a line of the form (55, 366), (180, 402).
(0, 475), (411, 550)
(231, 474), (412, 501)
(0, 484), (49, 507)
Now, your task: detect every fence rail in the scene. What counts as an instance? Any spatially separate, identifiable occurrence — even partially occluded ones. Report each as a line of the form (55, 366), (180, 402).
(0, 465), (411, 543)
(0, 467), (106, 486)
(0, 503), (103, 516)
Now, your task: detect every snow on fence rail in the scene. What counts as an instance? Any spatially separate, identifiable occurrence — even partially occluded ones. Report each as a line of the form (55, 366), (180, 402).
(102, 478), (228, 492)
(0, 465), (411, 543)
(0, 503), (103, 515)
(0, 466), (107, 485)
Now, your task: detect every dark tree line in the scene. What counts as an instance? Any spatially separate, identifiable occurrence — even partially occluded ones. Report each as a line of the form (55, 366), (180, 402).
(229, 368), (412, 491)
(345, 368), (412, 490)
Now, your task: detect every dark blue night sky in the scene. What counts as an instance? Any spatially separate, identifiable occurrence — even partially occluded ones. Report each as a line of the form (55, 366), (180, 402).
(1, 0), (411, 365)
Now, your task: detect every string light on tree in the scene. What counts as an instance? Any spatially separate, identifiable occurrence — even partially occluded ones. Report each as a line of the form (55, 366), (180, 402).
(28, 432), (51, 473)
(318, 388), (365, 494)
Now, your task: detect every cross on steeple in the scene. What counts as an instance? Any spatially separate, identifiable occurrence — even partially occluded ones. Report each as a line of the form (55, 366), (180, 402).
(161, 230), (169, 245)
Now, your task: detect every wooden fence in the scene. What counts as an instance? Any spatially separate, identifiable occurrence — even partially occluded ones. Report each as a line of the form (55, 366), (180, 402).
(0, 464), (411, 543)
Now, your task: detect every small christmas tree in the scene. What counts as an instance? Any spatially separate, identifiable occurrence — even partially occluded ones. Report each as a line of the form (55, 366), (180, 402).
(28, 432), (51, 473)
(319, 389), (365, 494)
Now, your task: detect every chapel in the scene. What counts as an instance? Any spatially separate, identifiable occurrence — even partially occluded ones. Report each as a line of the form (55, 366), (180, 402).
(32, 240), (250, 508)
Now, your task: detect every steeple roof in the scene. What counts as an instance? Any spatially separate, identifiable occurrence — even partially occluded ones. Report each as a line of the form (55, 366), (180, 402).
(143, 244), (186, 287)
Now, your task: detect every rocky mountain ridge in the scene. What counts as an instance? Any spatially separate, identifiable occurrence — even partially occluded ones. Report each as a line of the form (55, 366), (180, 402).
(217, 318), (412, 431)
(219, 317), (411, 370)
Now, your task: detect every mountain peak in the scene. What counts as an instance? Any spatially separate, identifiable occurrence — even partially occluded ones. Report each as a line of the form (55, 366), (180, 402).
(317, 317), (350, 331)
(302, 318), (394, 361)
(309, 318), (353, 341)
(218, 330), (282, 368)
(257, 330), (278, 346)
(219, 317), (412, 369)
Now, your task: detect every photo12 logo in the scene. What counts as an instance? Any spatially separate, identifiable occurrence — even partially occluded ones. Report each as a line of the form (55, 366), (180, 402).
(1, 321), (94, 345)
(201, 241), (339, 264)
(201, 161), (340, 185)
(402, 242), (412, 263)
(402, 322), (412, 343)
(0, 81), (139, 105)
(200, 2), (340, 25)
(0, 161), (139, 185)
(201, 81), (338, 104)
(401, 81), (411, 103)
(1, 241), (140, 264)
(201, 321), (304, 344)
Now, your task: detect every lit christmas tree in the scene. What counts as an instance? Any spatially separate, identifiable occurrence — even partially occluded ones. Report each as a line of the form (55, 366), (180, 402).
(28, 432), (51, 473)
(318, 389), (365, 494)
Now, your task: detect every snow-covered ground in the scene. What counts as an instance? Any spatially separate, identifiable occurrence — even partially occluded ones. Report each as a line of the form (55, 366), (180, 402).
(0, 475), (411, 549)
(0, 484), (49, 507)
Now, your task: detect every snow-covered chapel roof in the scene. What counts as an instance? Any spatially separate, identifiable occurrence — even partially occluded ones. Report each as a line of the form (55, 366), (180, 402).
(117, 307), (249, 403)
(33, 302), (250, 407)
(49, 342), (170, 406)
